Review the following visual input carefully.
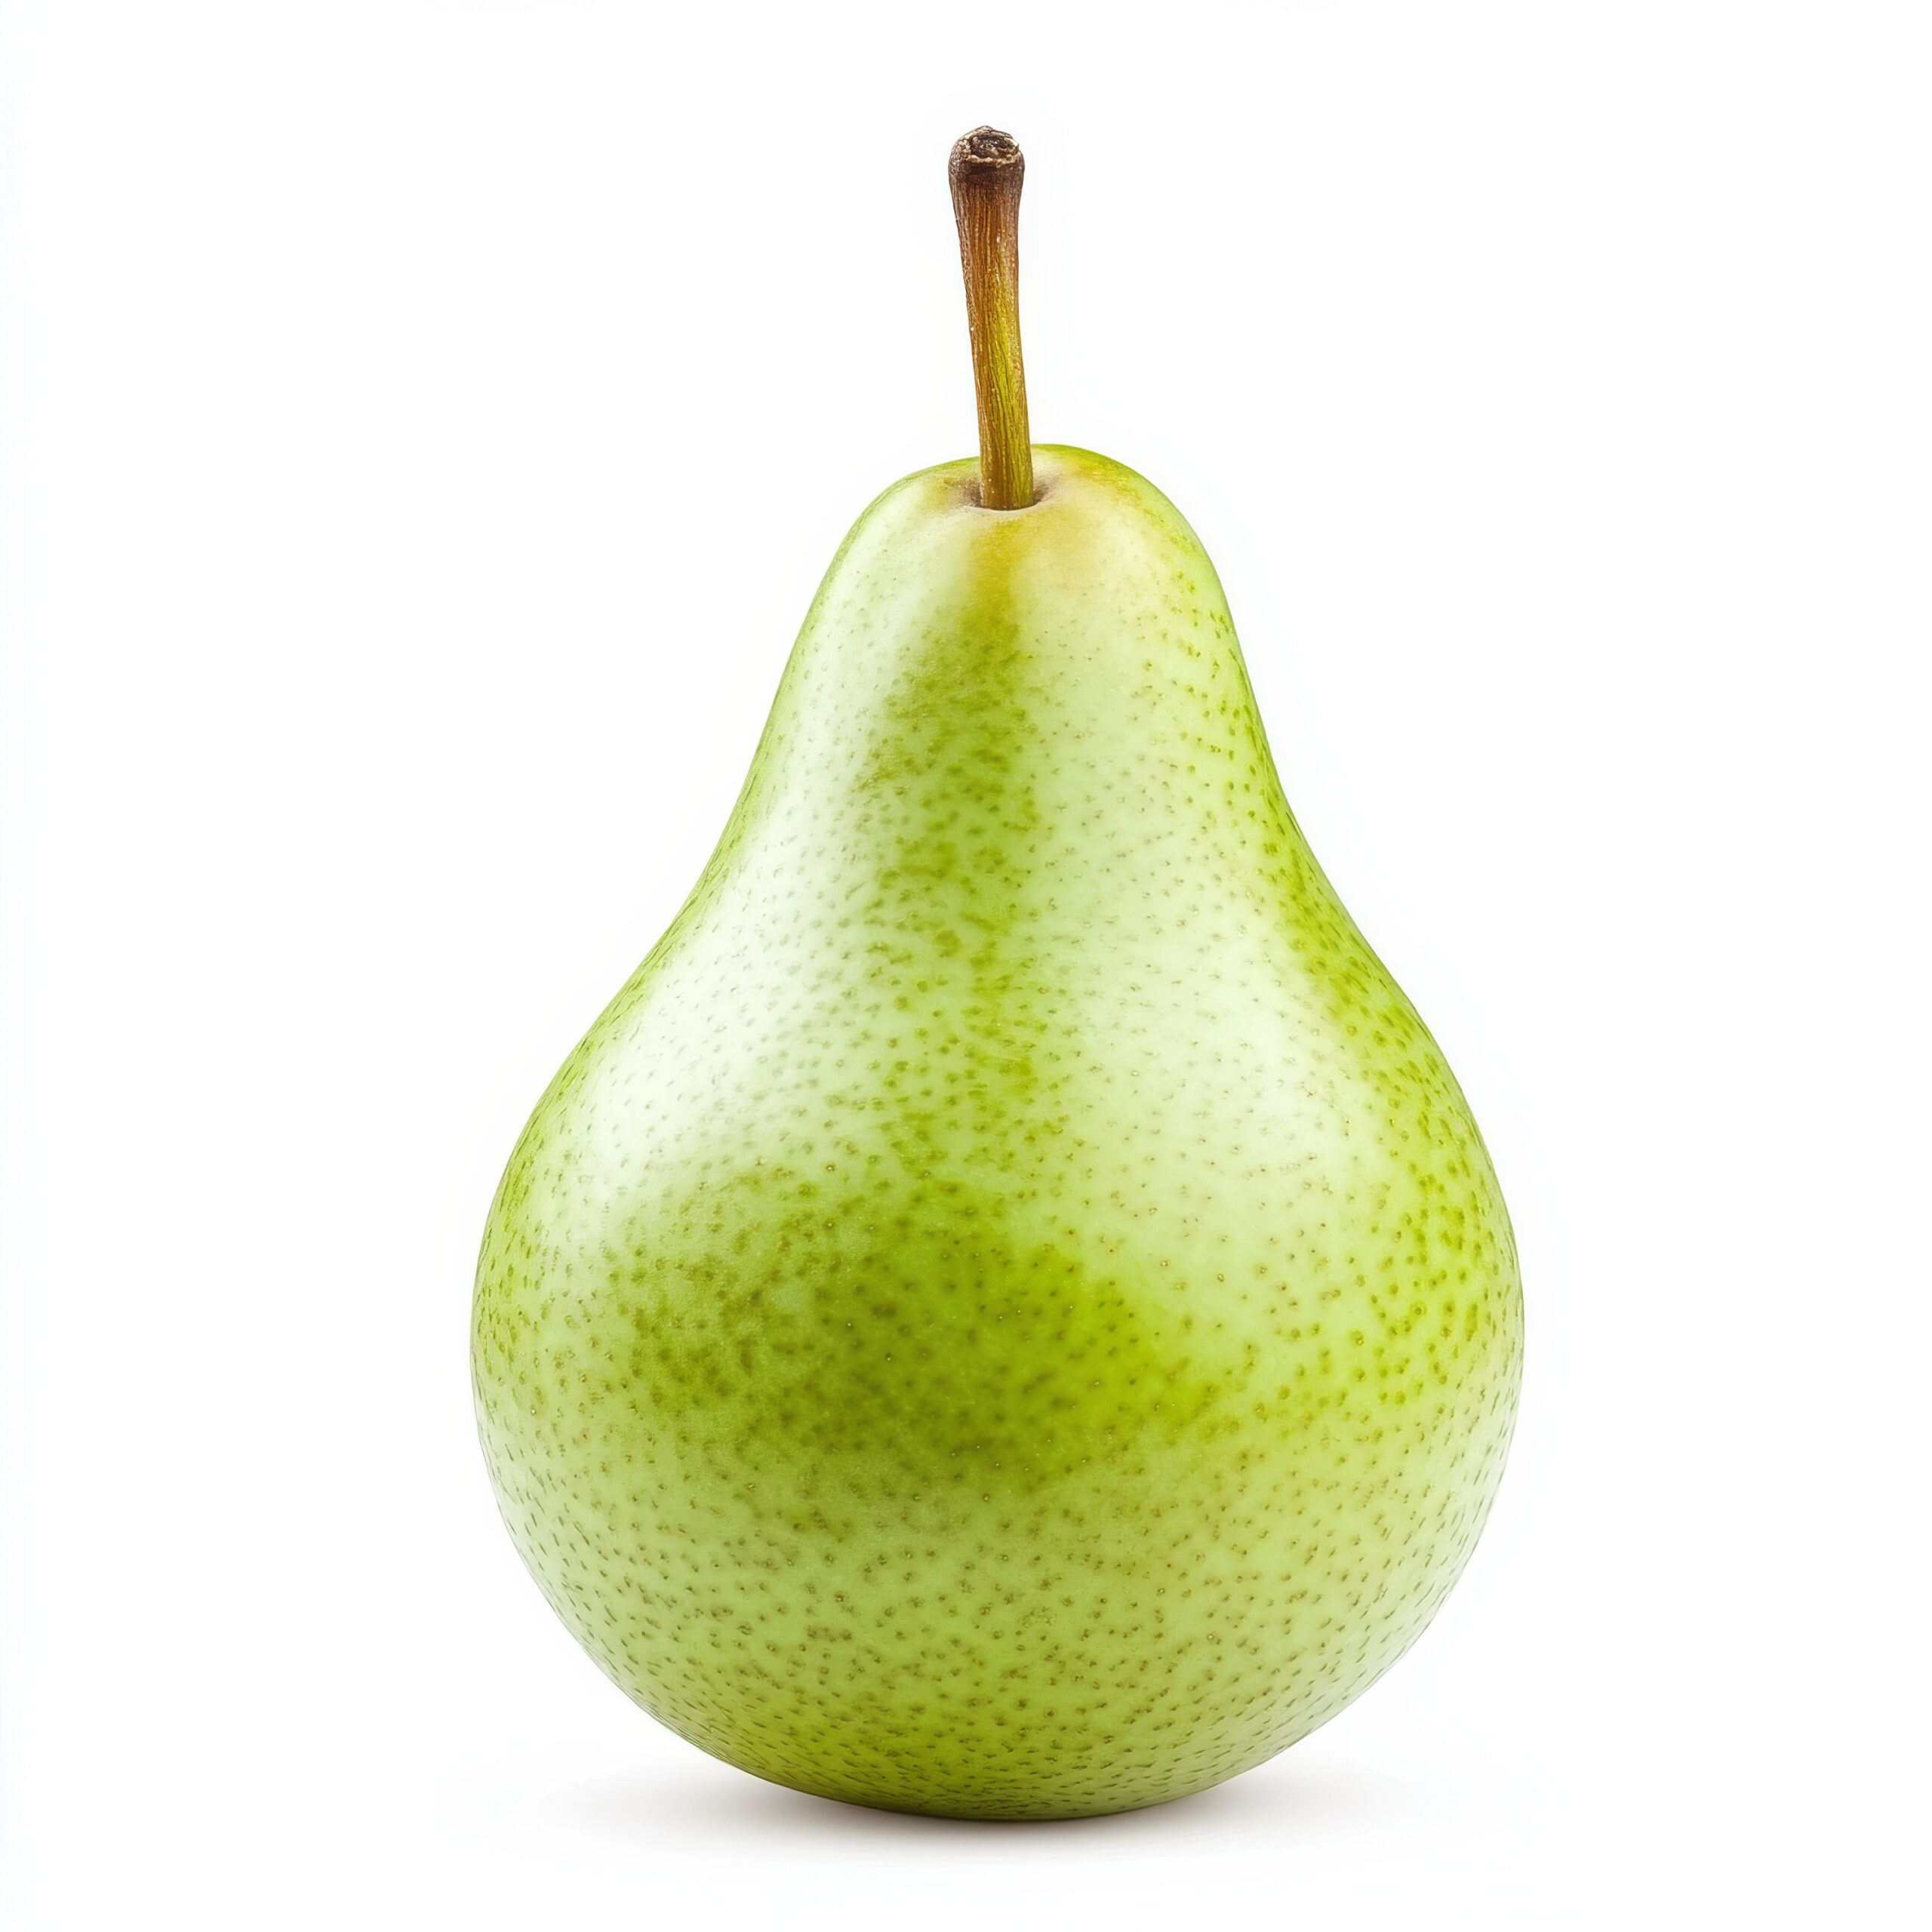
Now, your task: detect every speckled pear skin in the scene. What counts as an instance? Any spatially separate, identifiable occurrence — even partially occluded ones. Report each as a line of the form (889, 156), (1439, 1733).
(472, 445), (1521, 1821)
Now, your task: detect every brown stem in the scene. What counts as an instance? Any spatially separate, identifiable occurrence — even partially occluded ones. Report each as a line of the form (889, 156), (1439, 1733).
(948, 127), (1034, 510)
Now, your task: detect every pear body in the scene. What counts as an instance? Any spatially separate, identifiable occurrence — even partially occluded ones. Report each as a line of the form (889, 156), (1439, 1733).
(472, 448), (1521, 1820)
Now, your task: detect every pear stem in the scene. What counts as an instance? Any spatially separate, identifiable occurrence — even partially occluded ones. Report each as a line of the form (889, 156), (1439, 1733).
(949, 128), (1035, 510)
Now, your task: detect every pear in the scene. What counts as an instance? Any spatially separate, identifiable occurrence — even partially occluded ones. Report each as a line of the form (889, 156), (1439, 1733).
(472, 131), (1521, 1822)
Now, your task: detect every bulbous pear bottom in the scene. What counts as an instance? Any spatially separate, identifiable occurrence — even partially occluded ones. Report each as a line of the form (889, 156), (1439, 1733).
(478, 1302), (1512, 1824)
(502, 1447), (1493, 1825)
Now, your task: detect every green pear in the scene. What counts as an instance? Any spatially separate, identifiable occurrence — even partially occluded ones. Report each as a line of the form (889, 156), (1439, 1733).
(472, 134), (1521, 1823)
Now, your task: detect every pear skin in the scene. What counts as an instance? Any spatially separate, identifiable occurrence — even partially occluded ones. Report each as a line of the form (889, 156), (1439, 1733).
(472, 446), (1522, 1820)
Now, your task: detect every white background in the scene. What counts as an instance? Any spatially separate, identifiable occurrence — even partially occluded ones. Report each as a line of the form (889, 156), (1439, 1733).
(3, 3), (1927, 1925)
